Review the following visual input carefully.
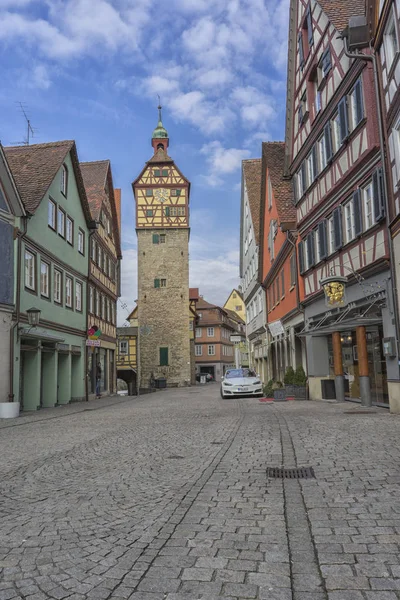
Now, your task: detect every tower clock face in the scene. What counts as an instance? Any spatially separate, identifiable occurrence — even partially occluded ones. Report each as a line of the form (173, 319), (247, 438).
(154, 188), (169, 203)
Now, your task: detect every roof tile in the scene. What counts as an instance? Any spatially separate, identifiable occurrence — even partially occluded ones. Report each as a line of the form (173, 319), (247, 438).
(242, 159), (262, 246)
(262, 142), (295, 223)
(317, 0), (366, 33)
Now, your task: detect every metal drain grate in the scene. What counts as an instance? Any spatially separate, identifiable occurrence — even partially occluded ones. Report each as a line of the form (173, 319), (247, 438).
(211, 441), (223, 445)
(167, 455), (185, 460)
(267, 467), (315, 479)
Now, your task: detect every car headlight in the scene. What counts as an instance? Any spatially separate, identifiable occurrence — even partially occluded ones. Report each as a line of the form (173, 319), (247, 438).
(253, 381), (261, 385)
(223, 382), (233, 386)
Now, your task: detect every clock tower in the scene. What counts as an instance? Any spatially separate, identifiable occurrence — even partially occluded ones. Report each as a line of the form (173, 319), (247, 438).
(132, 106), (191, 389)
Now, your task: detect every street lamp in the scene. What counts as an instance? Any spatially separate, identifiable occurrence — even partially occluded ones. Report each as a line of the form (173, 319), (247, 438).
(26, 307), (41, 327)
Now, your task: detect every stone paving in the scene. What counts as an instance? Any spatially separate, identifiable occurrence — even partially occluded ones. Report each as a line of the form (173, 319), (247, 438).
(1, 387), (400, 600)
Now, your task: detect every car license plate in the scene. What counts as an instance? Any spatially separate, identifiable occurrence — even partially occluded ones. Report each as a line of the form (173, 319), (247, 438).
(238, 387), (248, 391)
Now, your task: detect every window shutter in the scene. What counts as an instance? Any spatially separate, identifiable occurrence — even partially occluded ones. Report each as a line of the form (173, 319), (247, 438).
(165, 207), (170, 217)
(353, 189), (363, 236)
(160, 347), (168, 366)
(307, 233), (315, 267)
(338, 97), (349, 143)
(318, 220), (328, 260)
(322, 47), (331, 74)
(281, 269), (285, 295)
(372, 168), (385, 222)
(333, 206), (343, 250)
(354, 78), (364, 125)
(312, 144), (318, 179)
(298, 105), (303, 126)
(298, 32), (304, 68)
(301, 162), (307, 192)
(307, 6), (313, 46)
(293, 175), (298, 203)
(324, 123), (333, 163)
(298, 241), (305, 274)
(152, 233), (159, 244)
(154, 278), (160, 288)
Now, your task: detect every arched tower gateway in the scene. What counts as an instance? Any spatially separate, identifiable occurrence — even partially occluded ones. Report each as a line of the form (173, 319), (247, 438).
(132, 106), (191, 388)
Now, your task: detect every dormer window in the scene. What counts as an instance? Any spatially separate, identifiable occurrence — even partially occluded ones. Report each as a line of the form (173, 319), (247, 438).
(61, 164), (68, 196)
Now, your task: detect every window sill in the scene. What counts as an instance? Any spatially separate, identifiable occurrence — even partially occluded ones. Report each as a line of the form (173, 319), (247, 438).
(289, 285), (296, 292)
(48, 224), (56, 232)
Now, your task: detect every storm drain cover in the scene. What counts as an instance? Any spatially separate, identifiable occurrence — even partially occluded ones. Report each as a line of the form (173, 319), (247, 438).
(267, 467), (315, 479)
(211, 441), (223, 445)
(167, 455), (185, 460)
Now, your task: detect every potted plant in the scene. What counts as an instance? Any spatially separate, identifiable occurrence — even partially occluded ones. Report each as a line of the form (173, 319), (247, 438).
(293, 365), (307, 400)
(283, 366), (296, 399)
(263, 379), (274, 399)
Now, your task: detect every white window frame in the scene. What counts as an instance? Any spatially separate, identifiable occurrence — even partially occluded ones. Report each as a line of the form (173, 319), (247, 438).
(307, 152), (314, 186)
(65, 276), (73, 308)
(25, 250), (35, 291)
(195, 345), (202, 356)
(207, 327), (214, 337)
(61, 164), (68, 196)
(57, 208), (65, 237)
(195, 327), (202, 338)
(40, 261), (49, 298)
(314, 228), (321, 263)
(394, 116), (400, 184)
(328, 216), (335, 255)
(54, 268), (62, 304)
(75, 281), (82, 312)
(332, 112), (341, 154)
(119, 340), (128, 355)
(318, 135), (327, 172)
(344, 199), (355, 244)
(78, 230), (85, 255)
(384, 9), (399, 71)
(208, 345), (215, 356)
(363, 182), (374, 231)
(89, 285), (94, 313)
(48, 199), (56, 229)
(66, 216), (73, 245)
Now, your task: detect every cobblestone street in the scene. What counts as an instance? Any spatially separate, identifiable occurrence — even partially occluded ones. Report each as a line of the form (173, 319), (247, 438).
(1, 388), (400, 600)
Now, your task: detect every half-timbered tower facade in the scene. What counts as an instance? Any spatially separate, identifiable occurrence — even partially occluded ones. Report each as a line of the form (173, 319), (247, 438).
(286, 0), (400, 407)
(258, 142), (304, 383)
(81, 161), (122, 399)
(240, 159), (268, 382)
(375, 0), (400, 411)
(132, 108), (191, 388)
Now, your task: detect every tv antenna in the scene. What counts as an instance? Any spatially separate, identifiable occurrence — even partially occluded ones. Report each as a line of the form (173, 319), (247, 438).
(11, 102), (37, 146)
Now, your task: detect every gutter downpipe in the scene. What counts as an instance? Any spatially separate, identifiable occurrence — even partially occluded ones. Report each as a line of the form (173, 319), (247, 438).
(9, 216), (28, 402)
(342, 36), (400, 371)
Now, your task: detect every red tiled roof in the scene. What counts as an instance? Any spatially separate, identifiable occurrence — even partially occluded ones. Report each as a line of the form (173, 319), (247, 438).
(224, 308), (245, 325)
(196, 297), (218, 310)
(147, 147), (174, 164)
(262, 142), (295, 223)
(189, 287), (199, 301)
(318, 0), (366, 33)
(114, 189), (121, 236)
(4, 140), (73, 214)
(242, 159), (262, 245)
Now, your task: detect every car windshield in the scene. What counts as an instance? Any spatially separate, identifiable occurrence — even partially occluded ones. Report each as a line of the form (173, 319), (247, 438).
(225, 369), (257, 379)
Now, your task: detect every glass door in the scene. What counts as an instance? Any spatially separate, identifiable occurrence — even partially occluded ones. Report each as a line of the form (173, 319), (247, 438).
(367, 326), (388, 406)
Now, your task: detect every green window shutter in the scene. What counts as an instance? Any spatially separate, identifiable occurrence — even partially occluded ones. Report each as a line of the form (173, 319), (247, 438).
(160, 347), (169, 366)
(154, 278), (160, 288)
(176, 189), (181, 196)
(153, 234), (159, 244)
(146, 189), (153, 197)
(165, 207), (170, 217)
(162, 169), (168, 176)
(154, 169), (160, 177)
(146, 209), (153, 217)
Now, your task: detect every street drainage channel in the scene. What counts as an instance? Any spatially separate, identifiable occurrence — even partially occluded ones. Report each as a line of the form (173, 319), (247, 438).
(267, 466), (315, 479)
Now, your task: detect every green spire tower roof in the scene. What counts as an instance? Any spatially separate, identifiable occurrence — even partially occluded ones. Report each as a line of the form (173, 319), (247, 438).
(152, 104), (168, 139)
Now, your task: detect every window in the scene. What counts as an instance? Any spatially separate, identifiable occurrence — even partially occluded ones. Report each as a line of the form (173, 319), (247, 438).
(207, 327), (214, 337)
(349, 79), (364, 131)
(154, 169), (161, 177)
(119, 341), (128, 355)
(153, 233), (159, 244)
(65, 276), (73, 308)
(384, 10), (399, 70)
(48, 199), (56, 229)
(54, 269), (62, 304)
(61, 164), (68, 196)
(66, 217), (73, 245)
(146, 209), (153, 217)
(198, 312), (202, 319)
(318, 47), (332, 83)
(332, 112), (342, 153)
(95, 290), (100, 316)
(57, 208), (65, 237)
(162, 169), (169, 177)
(101, 295), (105, 319)
(160, 234), (166, 243)
(344, 200), (355, 243)
(306, 150), (316, 186)
(208, 345), (215, 356)
(195, 345), (202, 356)
(97, 245), (101, 267)
(103, 252), (107, 273)
(91, 239), (96, 260)
(160, 347), (169, 366)
(328, 216), (335, 255)
(195, 327), (202, 338)
(160, 278), (167, 287)
(89, 286), (94, 313)
(75, 281), (82, 312)
(290, 253), (296, 286)
(314, 228), (321, 263)
(78, 229), (85, 255)
(363, 182), (374, 230)
(171, 189), (182, 196)
(25, 250), (36, 291)
(298, 91), (308, 126)
(318, 134), (327, 171)
(165, 207), (170, 217)
(298, 31), (304, 69)
(154, 278), (160, 288)
(146, 189), (153, 197)
(40, 262), (49, 298)
(281, 269), (285, 297)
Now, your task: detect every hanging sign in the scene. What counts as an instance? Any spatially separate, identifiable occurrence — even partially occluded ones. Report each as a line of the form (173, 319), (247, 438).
(320, 275), (347, 308)
(88, 325), (102, 340)
(268, 320), (285, 337)
(86, 339), (101, 347)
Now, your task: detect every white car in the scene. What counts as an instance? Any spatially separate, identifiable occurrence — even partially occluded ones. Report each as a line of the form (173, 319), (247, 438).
(220, 368), (263, 399)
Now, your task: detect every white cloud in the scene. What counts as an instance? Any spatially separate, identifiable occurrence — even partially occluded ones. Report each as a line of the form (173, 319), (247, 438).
(117, 247), (137, 326)
(31, 64), (51, 89)
(200, 140), (250, 187)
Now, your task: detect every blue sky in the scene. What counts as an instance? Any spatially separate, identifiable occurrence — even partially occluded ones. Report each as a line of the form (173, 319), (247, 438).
(0, 0), (289, 324)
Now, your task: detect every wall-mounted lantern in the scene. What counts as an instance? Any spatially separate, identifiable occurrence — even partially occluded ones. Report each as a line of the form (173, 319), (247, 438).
(27, 307), (41, 327)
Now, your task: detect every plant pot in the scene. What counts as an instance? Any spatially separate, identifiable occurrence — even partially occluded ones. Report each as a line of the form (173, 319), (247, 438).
(273, 389), (286, 401)
(285, 385), (297, 399)
(294, 385), (307, 400)
(0, 402), (20, 419)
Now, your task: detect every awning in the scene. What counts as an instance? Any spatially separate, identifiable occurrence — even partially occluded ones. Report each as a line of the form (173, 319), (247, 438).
(19, 327), (65, 343)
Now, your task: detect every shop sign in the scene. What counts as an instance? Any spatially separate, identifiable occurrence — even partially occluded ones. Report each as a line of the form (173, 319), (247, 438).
(320, 275), (347, 308)
(86, 339), (101, 347)
(88, 325), (102, 340)
(230, 335), (242, 343)
(268, 320), (284, 337)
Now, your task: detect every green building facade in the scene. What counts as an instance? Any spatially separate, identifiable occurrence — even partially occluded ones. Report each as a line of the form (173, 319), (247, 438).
(5, 141), (93, 410)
